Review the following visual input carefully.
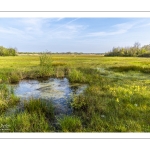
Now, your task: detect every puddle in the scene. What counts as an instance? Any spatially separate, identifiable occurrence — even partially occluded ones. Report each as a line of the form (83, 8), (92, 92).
(12, 78), (87, 115)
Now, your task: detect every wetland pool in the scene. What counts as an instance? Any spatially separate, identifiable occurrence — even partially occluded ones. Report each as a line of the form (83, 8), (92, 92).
(12, 78), (87, 115)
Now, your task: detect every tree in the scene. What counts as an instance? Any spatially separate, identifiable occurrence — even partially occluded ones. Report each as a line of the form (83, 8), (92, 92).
(134, 42), (141, 49)
(0, 46), (18, 56)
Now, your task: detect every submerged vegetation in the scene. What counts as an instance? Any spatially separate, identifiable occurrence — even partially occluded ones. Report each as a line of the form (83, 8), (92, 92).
(0, 52), (150, 132)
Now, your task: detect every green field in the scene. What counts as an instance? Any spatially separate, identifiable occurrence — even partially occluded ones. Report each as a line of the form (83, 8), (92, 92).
(0, 54), (150, 132)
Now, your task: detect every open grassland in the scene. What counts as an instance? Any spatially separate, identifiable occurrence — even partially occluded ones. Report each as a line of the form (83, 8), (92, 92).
(1, 54), (150, 132)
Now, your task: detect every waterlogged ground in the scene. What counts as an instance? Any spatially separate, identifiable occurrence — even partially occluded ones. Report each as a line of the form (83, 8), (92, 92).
(1, 55), (150, 132)
(12, 78), (87, 115)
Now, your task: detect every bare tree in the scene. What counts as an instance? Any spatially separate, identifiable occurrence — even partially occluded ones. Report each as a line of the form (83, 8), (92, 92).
(134, 42), (141, 49)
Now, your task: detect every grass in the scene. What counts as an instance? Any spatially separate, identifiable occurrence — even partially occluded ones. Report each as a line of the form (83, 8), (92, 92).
(58, 115), (82, 132)
(39, 53), (54, 77)
(1, 54), (150, 132)
(0, 84), (20, 115)
(109, 65), (150, 73)
(68, 69), (86, 83)
(9, 70), (22, 83)
(0, 111), (52, 132)
(0, 99), (55, 132)
(24, 99), (55, 120)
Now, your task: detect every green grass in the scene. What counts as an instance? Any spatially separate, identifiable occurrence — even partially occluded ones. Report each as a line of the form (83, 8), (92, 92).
(1, 54), (150, 132)
(24, 99), (55, 120)
(109, 65), (150, 73)
(0, 99), (55, 132)
(39, 53), (54, 77)
(58, 115), (82, 132)
(68, 69), (86, 83)
(0, 84), (20, 115)
(0, 111), (52, 132)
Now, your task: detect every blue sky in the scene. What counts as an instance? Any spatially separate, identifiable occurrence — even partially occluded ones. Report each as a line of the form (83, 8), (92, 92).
(0, 18), (150, 53)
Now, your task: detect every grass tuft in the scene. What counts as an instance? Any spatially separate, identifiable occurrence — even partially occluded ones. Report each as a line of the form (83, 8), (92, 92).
(24, 99), (55, 120)
(68, 69), (86, 83)
(58, 116), (82, 132)
(39, 53), (54, 77)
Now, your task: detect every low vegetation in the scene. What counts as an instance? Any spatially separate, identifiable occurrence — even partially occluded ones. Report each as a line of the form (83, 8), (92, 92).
(58, 116), (82, 132)
(0, 84), (19, 115)
(0, 96), (55, 132)
(0, 52), (150, 132)
(0, 111), (52, 132)
(39, 52), (54, 77)
(24, 99), (54, 121)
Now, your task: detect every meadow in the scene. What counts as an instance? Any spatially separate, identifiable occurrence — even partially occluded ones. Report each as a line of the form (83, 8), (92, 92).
(0, 54), (150, 132)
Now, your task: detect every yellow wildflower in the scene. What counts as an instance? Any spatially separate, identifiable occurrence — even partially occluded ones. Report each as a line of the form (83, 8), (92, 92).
(137, 86), (140, 92)
(116, 98), (119, 102)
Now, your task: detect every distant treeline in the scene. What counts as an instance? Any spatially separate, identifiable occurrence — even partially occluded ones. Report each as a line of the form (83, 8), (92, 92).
(18, 52), (104, 55)
(105, 42), (150, 57)
(0, 46), (18, 56)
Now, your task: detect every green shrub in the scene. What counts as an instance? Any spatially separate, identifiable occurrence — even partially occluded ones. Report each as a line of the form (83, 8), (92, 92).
(0, 46), (17, 56)
(138, 52), (150, 57)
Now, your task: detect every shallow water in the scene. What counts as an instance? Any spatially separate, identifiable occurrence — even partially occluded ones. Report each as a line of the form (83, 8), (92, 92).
(12, 78), (87, 115)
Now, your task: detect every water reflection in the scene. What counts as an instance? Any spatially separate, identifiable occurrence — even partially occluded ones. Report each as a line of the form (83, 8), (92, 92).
(13, 78), (87, 115)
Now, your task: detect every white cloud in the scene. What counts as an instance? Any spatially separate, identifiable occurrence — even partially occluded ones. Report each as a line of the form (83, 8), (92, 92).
(0, 18), (85, 41)
(0, 24), (36, 42)
(86, 22), (136, 37)
(0, 26), (15, 34)
(45, 18), (86, 39)
(87, 29), (127, 37)
(137, 22), (150, 28)
(49, 18), (80, 32)
(65, 24), (83, 31)
(112, 22), (135, 30)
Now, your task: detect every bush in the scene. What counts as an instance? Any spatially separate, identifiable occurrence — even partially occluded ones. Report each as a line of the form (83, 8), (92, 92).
(0, 46), (17, 56)
(104, 43), (150, 57)
(138, 52), (150, 57)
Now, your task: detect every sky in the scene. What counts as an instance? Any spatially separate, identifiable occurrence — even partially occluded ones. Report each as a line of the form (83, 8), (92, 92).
(1, 18), (150, 53)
